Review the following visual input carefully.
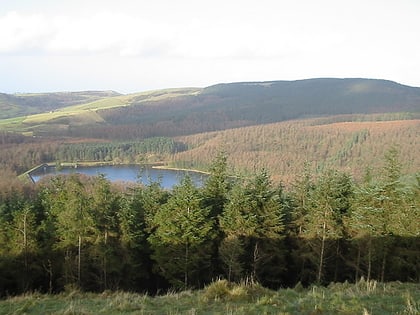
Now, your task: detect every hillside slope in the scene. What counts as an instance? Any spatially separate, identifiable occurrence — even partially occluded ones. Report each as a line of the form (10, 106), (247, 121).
(0, 91), (121, 119)
(172, 117), (420, 184)
(0, 78), (419, 139)
(201, 78), (420, 119)
(93, 78), (420, 139)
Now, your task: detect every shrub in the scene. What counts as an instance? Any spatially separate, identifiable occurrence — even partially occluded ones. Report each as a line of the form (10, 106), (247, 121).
(201, 279), (231, 301)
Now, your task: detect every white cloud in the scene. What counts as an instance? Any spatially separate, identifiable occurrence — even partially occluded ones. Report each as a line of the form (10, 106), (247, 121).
(0, 6), (323, 60)
(0, 11), (52, 53)
(1, 0), (420, 93)
(0, 11), (178, 57)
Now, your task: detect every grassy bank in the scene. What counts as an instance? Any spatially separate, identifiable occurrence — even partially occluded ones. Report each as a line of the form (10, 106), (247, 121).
(1, 280), (418, 315)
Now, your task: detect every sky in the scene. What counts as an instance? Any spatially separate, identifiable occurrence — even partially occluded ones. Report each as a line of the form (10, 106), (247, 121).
(1, 0), (420, 93)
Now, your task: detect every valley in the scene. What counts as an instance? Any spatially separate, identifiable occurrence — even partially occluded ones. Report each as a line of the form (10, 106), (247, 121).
(1, 78), (419, 184)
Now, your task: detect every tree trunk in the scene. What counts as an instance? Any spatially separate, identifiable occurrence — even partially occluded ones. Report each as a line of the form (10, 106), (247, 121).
(380, 252), (386, 283)
(184, 242), (189, 289)
(367, 237), (372, 281)
(78, 234), (82, 286)
(333, 240), (340, 282)
(22, 213), (28, 290)
(252, 241), (259, 282)
(317, 219), (327, 284)
(43, 259), (53, 294)
(355, 242), (361, 281)
(103, 230), (108, 290)
(23, 213), (28, 270)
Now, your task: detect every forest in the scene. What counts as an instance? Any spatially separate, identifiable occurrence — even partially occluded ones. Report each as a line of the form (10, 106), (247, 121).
(0, 150), (418, 296)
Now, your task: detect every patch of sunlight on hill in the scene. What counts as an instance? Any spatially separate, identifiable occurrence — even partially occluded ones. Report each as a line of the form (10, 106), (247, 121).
(127, 87), (202, 104)
(0, 88), (202, 132)
(0, 116), (27, 131)
(348, 82), (375, 93)
(58, 95), (132, 112)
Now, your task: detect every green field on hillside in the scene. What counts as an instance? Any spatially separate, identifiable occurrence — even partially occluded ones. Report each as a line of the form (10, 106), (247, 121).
(0, 88), (201, 134)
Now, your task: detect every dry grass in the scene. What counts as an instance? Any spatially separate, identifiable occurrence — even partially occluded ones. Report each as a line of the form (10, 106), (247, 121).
(2, 280), (418, 315)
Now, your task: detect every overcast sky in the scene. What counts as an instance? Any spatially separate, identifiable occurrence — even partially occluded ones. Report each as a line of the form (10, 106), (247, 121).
(1, 0), (419, 93)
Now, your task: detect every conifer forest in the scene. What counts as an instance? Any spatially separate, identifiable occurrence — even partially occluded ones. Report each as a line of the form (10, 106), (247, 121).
(0, 150), (418, 296)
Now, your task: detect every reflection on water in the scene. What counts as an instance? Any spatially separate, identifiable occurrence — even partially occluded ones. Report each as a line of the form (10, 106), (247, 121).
(30, 165), (206, 189)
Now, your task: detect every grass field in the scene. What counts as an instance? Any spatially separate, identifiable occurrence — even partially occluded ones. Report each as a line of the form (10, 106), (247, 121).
(0, 88), (201, 133)
(1, 280), (418, 315)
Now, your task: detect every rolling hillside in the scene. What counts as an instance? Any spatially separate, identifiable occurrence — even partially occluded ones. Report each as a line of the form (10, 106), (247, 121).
(0, 78), (419, 138)
(171, 117), (420, 184)
(0, 90), (121, 119)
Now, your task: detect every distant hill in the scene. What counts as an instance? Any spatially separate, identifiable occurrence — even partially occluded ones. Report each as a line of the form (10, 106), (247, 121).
(0, 90), (121, 119)
(0, 78), (419, 138)
(201, 78), (420, 119)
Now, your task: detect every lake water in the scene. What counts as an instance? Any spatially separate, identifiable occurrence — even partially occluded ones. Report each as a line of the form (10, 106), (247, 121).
(30, 165), (207, 189)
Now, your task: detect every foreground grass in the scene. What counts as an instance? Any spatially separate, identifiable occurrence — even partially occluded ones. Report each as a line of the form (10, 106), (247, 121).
(1, 280), (418, 315)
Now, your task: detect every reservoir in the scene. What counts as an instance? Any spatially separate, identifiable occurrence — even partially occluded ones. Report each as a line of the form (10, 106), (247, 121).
(30, 164), (207, 189)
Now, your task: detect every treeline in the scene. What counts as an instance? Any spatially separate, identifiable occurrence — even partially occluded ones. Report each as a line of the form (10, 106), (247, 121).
(0, 136), (186, 174)
(54, 137), (187, 163)
(0, 131), (28, 145)
(0, 150), (418, 296)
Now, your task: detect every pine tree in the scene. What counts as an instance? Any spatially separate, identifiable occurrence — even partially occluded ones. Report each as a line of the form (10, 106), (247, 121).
(9, 203), (38, 291)
(219, 169), (285, 284)
(118, 180), (167, 290)
(89, 174), (120, 290)
(219, 182), (257, 281)
(0, 198), (40, 293)
(289, 163), (314, 284)
(43, 175), (95, 288)
(346, 176), (380, 281)
(376, 148), (417, 282)
(301, 170), (353, 283)
(202, 152), (231, 219)
(148, 176), (214, 288)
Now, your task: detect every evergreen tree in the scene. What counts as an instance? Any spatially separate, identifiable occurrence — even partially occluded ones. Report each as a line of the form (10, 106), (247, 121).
(346, 150), (419, 283)
(42, 175), (95, 288)
(219, 182), (256, 281)
(219, 169), (285, 285)
(9, 203), (38, 291)
(118, 180), (167, 291)
(376, 148), (418, 282)
(289, 163), (314, 284)
(300, 170), (353, 283)
(202, 152), (231, 219)
(89, 174), (121, 290)
(148, 176), (214, 288)
(0, 198), (40, 293)
(346, 175), (381, 281)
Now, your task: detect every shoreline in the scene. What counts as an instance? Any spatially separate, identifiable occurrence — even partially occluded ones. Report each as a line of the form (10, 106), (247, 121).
(21, 161), (209, 183)
(151, 165), (210, 175)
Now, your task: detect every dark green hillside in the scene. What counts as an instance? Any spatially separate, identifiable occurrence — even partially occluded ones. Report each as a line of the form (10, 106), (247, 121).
(201, 78), (420, 121)
(108, 78), (420, 123)
(0, 90), (121, 119)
